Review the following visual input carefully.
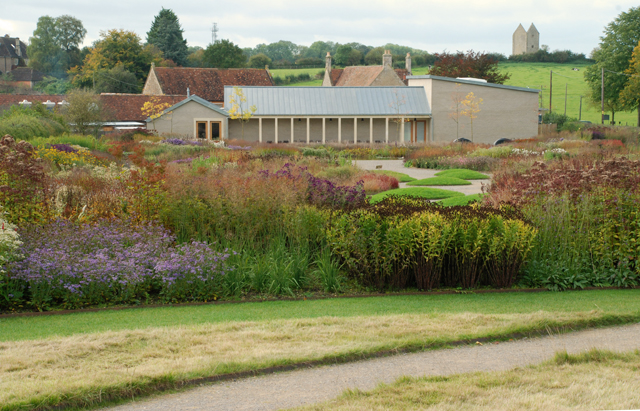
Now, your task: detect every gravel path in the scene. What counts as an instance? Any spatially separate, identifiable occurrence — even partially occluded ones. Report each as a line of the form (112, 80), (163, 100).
(104, 323), (640, 411)
(354, 159), (491, 196)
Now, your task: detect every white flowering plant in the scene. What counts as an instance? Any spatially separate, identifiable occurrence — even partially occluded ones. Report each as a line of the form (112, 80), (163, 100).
(0, 213), (23, 274)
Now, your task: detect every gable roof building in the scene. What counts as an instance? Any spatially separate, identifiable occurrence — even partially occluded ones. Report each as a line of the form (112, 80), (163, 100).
(322, 50), (410, 87)
(0, 35), (29, 75)
(512, 23), (539, 55)
(142, 65), (274, 103)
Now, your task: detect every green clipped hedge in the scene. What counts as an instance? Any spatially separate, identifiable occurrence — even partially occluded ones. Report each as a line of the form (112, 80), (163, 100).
(327, 196), (537, 290)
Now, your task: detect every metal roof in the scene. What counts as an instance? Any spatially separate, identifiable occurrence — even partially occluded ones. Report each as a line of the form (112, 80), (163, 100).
(407, 75), (540, 93)
(223, 86), (431, 116)
(149, 94), (228, 122)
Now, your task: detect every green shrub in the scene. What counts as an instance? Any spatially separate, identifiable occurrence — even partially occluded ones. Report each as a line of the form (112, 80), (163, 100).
(327, 196), (537, 290)
(0, 105), (69, 140)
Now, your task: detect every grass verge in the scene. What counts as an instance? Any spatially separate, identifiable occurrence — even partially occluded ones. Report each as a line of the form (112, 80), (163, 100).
(370, 170), (416, 182)
(370, 187), (464, 203)
(437, 193), (485, 207)
(298, 349), (640, 410)
(1, 291), (640, 410)
(434, 169), (490, 180)
(407, 177), (472, 186)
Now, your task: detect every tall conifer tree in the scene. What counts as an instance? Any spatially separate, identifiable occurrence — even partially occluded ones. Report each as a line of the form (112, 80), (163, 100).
(147, 8), (188, 66)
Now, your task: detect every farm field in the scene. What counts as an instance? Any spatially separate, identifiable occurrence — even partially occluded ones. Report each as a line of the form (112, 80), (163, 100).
(276, 62), (639, 125)
(2, 290), (640, 410)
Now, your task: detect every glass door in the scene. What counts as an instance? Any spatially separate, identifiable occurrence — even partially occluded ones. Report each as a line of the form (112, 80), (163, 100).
(210, 121), (221, 140)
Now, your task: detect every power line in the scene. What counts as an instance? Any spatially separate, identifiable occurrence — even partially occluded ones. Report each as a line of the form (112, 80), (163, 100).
(94, 70), (140, 88)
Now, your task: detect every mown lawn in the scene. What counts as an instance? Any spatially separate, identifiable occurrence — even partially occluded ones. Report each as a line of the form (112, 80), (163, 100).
(369, 187), (463, 203)
(2, 290), (640, 410)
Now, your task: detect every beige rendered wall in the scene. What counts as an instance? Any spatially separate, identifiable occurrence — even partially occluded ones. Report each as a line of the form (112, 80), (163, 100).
(370, 67), (406, 87)
(408, 79), (539, 144)
(149, 100), (228, 139)
(142, 68), (162, 95)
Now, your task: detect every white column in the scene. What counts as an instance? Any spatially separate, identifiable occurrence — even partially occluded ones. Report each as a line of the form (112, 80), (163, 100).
(354, 118), (358, 144)
(306, 118), (310, 144)
(322, 118), (326, 144)
(338, 118), (342, 143)
(369, 117), (373, 144)
(259, 118), (263, 143)
(275, 118), (278, 143)
(291, 118), (294, 143)
(385, 118), (389, 143)
(429, 117), (434, 142)
(400, 118), (405, 143)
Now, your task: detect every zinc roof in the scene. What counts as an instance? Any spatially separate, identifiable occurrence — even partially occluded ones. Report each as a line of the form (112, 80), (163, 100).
(223, 86), (431, 116)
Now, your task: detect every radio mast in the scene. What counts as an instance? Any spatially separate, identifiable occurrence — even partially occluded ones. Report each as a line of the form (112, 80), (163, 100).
(211, 23), (218, 44)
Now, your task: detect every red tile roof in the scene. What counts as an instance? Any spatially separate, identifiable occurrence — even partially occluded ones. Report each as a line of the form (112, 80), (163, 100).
(151, 67), (274, 102)
(100, 94), (185, 122)
(0, 94), (186, 122)
(328, 66), (408, 86)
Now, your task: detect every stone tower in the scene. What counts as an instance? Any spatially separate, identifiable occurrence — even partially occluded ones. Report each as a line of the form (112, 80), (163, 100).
(512, 23), (539, 55)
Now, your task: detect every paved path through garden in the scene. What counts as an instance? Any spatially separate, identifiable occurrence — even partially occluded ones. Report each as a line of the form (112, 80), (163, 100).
(105, 323), (640, 411)
(353, 159), (490, 196)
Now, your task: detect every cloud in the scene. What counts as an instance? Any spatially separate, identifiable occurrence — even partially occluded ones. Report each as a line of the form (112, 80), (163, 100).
(3, 0), (639, 56)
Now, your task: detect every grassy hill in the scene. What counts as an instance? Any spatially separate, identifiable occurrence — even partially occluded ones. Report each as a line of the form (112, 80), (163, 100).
(271, 62), (638, 126)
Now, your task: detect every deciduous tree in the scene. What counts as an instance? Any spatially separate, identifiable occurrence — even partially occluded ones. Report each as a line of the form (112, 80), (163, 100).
(28, 15), (86, 77)
(248, 53), (272, 68)
(585, 6), (640, 122)
(227, 86), (256, 139)
(619, 41), (640, 126)
(61, 89), (104, 135)
(429, 51), (510, 84)
(202, 39), (246, 68)
(460, 92), (483, 142)
(69, 29), (159, 90)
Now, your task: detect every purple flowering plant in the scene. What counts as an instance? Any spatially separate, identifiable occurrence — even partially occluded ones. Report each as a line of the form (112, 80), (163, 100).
(3, 219), (232, 311)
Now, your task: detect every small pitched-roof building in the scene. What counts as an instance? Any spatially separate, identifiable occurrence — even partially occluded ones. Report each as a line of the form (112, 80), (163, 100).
(0, 35), (29, 75)
(142, 65), (274, 104)
(2, 67), (44, 89)
(322, 50), (410, 87)
(512, 23), (540, 55)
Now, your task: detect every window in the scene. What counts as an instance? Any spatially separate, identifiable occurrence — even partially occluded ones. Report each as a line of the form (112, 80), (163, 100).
(210, 122), (221, 140)
(196, 122), (207, 139)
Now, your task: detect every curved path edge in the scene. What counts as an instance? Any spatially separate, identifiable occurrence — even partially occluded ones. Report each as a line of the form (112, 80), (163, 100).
(101, 321), (640, 411)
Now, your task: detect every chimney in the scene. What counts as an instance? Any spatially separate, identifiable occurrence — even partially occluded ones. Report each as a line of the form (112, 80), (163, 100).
(15, 38), (21, 57)
(405, 53), (412, 75)
(382, 50), (392, 68)
(187, 87), (190, 97)
(325, 52), (332, 71)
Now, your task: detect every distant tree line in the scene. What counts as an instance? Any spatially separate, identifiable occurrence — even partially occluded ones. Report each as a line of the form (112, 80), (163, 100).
(508, 46), (591, 64)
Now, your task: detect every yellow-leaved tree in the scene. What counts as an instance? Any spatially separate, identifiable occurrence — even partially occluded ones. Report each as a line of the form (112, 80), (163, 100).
(142, 97), (172, 131)
(228, 86), (256, 139)
(461, 92), (483, 142)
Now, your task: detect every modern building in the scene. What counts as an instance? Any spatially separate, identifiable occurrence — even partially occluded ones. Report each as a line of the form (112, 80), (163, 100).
(148, 87), (431, 143)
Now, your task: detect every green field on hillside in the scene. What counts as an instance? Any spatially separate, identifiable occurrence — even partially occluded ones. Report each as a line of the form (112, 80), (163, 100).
(276, 63), (638, 125)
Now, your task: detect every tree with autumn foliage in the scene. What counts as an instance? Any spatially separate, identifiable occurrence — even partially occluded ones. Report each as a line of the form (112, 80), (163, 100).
(460, 92), (483, 142)
(141, 97), (173, 130)
(619, 40), (640, 126)
(429, 51), (510, 84)
(227, 86), (256, 139)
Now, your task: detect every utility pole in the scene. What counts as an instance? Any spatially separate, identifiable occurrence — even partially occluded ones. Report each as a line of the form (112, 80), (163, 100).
(564, 83), (567, 116)
(549, 70), (553, 112)
(601, 67), (604, 125)
(579, 96), (583, 121)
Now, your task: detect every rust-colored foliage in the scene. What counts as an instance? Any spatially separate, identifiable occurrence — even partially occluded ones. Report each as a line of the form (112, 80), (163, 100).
(0, 135), (50, 223)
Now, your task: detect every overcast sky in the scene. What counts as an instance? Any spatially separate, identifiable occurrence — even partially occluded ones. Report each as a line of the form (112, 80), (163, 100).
(1, 1), (637, 56)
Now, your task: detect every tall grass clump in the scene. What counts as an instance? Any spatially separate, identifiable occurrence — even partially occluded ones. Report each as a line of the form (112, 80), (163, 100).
(0, 105), (69, 140)
(327, 196), (536, 291)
